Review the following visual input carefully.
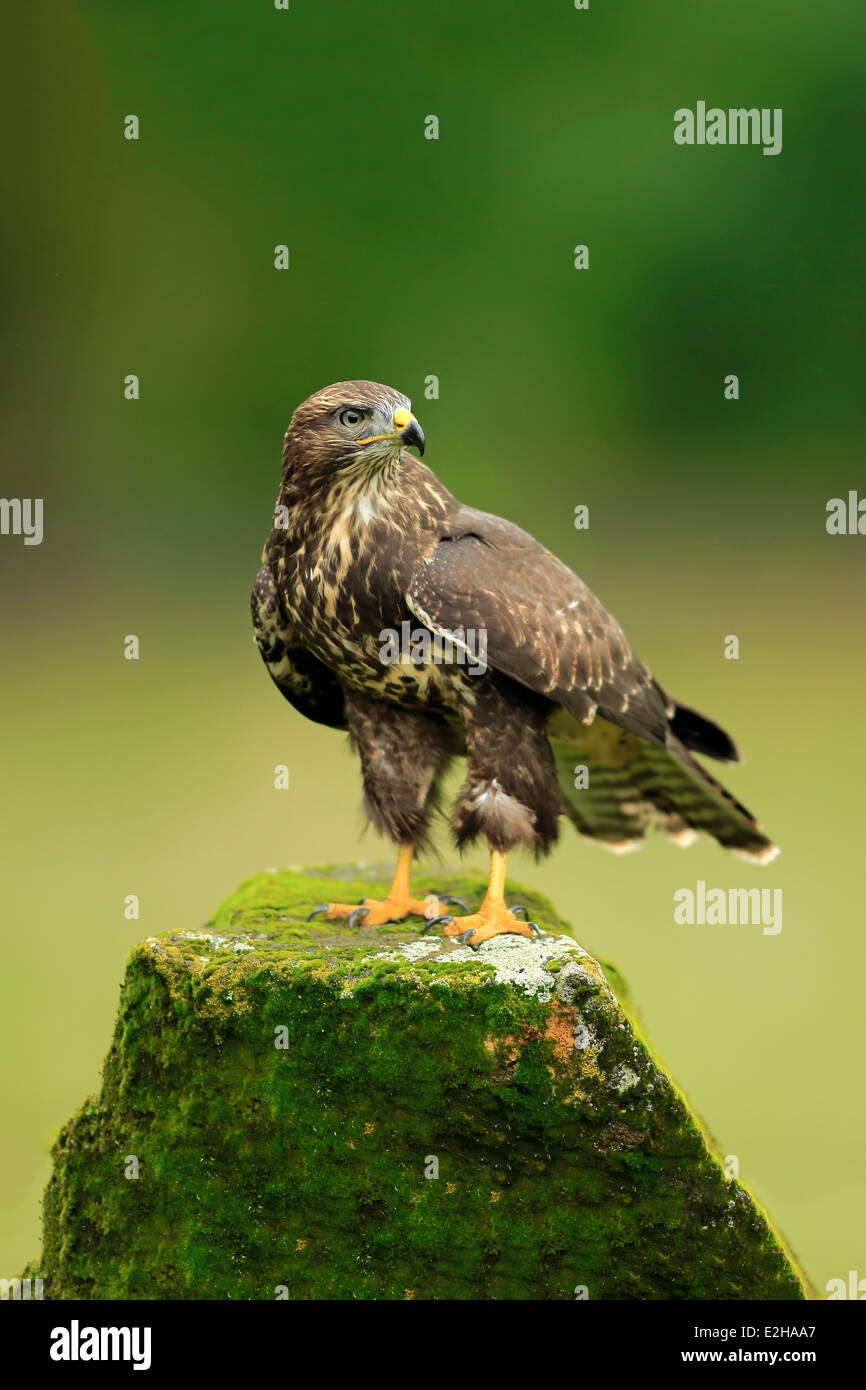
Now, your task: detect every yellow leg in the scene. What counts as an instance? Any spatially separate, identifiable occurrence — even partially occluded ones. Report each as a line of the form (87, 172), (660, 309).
(390, 842), (414, 904)
(309, 845), (463, 927)
(441, 850), (535, 946)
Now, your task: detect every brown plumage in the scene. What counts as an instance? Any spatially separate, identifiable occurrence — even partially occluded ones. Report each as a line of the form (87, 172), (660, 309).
(252, 381), (776, 945)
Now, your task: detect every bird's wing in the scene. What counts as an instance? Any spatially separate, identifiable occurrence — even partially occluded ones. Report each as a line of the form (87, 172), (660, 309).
(407, 505), (671, 745)
(252, 563), (347, 729)
(407, 507), (774, 861)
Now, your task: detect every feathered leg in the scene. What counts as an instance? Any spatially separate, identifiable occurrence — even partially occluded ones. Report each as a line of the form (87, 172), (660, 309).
(438, 676), (558, 946)
(308, 690), (464, 927)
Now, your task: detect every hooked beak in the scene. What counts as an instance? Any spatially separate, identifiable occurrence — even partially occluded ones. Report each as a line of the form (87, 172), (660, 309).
(356, 407), (426, 456)
(392, 407), (425, 456)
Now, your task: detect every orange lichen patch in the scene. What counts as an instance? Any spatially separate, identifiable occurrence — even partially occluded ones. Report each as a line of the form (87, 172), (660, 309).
(486, 1003), (577, 1071)
(404, 1288), (416, 1300)
(490, 1191), (501, 1204)
(544, 1003), (578, 1064)
(295, 1238), (308, 1251)
(345, 1139), (356, 1149)
(445, 1182), (457, 1194)
(364, 1122), (376, 1135)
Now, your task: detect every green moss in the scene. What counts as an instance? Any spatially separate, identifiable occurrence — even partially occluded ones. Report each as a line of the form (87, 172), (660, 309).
(32, 865), (810, 1300)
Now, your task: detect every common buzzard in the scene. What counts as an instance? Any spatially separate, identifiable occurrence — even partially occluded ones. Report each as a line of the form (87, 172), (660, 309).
(252, 381), (776, 946)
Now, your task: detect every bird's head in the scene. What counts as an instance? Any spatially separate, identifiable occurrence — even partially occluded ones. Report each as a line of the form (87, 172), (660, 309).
(282, 380), (425, 485)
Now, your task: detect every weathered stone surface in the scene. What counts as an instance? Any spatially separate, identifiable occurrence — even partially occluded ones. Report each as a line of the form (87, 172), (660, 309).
(34, 864), (808, 1300)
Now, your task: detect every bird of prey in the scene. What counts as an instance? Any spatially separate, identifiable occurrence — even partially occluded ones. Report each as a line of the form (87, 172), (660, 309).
(252, 381), (776, 947)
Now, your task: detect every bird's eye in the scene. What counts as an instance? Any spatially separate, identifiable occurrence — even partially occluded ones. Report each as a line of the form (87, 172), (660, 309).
(339, 408), (363, 427)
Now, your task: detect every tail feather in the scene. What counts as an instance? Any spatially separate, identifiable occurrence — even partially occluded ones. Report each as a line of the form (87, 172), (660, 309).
(634, 737), (776, 862)
(668, 700), (741, 764)
(549, 710), (777, 862)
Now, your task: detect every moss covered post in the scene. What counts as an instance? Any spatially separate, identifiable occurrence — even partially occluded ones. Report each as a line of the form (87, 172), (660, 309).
(32, 865), (809, 1300)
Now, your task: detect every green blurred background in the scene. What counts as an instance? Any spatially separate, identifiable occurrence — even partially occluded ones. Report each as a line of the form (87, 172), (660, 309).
(2, 1), (864, 1293)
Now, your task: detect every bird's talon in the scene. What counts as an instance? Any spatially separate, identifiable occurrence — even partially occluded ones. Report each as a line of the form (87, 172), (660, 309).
(527, 922), (543, 936)
(509, 903), (529, 919)
(437, 894), (470, 914)
(458, 929), (481, 950)
(307, 905), (329, 921)
(347, 906), (370, 930)
(423, 913), (454, 933)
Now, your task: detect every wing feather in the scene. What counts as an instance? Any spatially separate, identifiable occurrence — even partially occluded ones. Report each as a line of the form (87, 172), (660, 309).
(408, 508), (669, 744)
(252, 563), (346, 729)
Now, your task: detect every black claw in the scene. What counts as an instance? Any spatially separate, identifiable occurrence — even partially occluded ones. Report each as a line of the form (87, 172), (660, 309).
(437, 895), (470, 914)
(307, 905), (329, 921)
(527, 922), (543, 937)
(348, 906), (370, 931)
(423, 914), (454, 933)
(458, 929), (481, 951)
(509, 904), (529, 919)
